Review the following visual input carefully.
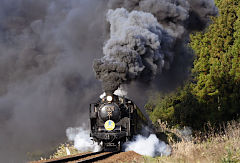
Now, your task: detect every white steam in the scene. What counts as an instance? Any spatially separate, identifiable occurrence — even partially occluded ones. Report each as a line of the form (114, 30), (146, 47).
(177, 126), (193, 141)
(114, 86), (128, 97)
(124, 134), (171, 157)
(100, 86), (128, 99)
(100, 92), (106, 99)
(66, 127), (101, 152)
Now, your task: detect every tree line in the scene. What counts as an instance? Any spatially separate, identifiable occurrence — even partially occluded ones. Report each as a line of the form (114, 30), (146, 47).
(146, 0), (240, 130)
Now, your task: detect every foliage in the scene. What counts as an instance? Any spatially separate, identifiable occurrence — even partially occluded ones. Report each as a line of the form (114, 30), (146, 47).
(148, 121), (240, 163)
(147, 0), (240, 130)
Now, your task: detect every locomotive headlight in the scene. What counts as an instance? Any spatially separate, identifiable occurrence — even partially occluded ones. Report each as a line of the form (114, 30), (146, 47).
(106, 96), (113, 102)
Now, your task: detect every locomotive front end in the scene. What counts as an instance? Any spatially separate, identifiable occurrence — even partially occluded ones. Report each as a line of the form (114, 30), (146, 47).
(89, 93), (147, 151)
(89, 94), (130, 150)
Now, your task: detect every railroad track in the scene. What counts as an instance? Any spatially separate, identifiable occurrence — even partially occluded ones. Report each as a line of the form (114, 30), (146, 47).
(32, 150), (120, 163)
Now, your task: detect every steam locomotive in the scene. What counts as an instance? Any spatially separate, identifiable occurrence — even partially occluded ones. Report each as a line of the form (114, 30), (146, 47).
(89, 92), (149, 150)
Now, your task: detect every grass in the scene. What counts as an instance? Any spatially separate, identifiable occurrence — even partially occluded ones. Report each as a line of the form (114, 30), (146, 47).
(49, 143), (79, 159)
(37, 121), (240, 163)
(150, 120), (240, 163)
(29, 143), (80, 161)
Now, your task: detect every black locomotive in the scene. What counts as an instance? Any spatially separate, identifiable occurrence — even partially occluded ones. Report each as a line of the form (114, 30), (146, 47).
(89, 92), (149, 150)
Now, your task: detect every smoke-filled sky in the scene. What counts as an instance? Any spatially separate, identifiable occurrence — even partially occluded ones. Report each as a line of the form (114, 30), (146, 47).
(0, 0), (107, 162)
(0, 0), (217, 162)
(94, 0), (218, 93)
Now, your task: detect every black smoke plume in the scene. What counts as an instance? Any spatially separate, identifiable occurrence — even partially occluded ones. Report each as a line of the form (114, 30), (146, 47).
(94, 0), (218, 93)
(0, 0), (218, 162)
(0, 0), (106, 162)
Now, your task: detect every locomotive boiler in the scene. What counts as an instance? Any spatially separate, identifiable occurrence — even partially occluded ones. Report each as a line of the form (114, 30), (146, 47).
(89, 92), (149, 150)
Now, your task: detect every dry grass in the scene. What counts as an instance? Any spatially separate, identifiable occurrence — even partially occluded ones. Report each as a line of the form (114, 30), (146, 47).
(37, 121), (240, 162)
(49, 143), (79, 159)
(28, 143), (80, 161)
(155, 121), (240, 163)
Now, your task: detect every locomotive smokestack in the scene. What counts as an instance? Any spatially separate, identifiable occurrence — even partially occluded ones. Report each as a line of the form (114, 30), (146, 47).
(106, 91), (114, 97)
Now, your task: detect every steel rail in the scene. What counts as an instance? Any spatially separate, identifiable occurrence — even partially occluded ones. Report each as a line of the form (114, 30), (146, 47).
(77, 151), (120, 163)
(34, 150), (120, 163)
(42, 151), (103, 163)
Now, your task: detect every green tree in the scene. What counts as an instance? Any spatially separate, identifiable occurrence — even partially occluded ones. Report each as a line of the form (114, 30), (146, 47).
(190, 0), (240, 122)
(147, 0), (240, 130)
